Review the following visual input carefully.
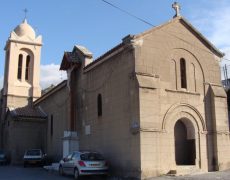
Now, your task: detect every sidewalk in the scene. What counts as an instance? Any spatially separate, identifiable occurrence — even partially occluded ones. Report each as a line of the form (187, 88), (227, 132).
(43, 163), (59, 171)
(43, 164), (230, 180)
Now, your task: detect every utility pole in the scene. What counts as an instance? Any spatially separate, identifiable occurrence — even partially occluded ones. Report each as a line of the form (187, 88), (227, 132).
(225, 64), (229, 86)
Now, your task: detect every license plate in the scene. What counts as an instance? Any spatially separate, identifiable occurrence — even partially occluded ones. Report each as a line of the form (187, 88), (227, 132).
(90, 164), (99, 166)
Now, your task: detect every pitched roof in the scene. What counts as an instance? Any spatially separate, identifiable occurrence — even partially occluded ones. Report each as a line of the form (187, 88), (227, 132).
(134, 16), (224, 57)
(34, 80), (67, 105)
(9, 106), (47, 119)
(73, 45), (93, 58)
(59, 51), (81, 70)
(84, 42), (125, 71)
(60, 45), (93, 71)
(83, 16), (224, 72)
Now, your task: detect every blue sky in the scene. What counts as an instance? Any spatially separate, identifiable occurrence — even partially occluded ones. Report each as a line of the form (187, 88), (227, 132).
(0, 0), (230, 88)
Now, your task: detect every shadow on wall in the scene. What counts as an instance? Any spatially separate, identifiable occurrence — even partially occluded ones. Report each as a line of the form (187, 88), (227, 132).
(226, 89), (230, 130)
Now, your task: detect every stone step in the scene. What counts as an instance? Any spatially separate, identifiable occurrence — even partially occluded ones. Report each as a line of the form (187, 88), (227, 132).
(168, 166), (202, 176)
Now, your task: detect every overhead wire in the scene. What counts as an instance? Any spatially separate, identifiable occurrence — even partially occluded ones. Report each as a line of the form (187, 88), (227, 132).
(100, 0), (230, 62)
(69, 0), (228, 92)
(101, 0), (155, 27)
(71, 1), (229, 93)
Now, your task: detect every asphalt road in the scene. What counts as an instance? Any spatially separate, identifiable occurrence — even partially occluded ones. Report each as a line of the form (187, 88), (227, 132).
(0, 165), (230, 180)
(0, 165), (106, 180)
(0, 165), (68, 180)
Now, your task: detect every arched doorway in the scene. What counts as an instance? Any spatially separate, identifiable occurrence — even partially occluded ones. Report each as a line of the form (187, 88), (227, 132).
(174, 119), (196, 165)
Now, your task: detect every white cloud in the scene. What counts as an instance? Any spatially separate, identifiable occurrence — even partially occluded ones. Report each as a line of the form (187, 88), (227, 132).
(40, 63), (67, 89)
(191, 3), (230, 48)
(0, 76), (3, 90)
(220, 47), (230, 80)
(0, 64), (66, 90)
(190, 2), (230, 79)
(221, 47), (230, 61)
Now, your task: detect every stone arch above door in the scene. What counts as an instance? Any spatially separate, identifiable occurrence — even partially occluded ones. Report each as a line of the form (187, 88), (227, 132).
(162, 103), (207, 133)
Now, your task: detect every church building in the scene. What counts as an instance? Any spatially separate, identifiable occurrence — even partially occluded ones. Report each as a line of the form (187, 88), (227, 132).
(1, 3), (230, 179)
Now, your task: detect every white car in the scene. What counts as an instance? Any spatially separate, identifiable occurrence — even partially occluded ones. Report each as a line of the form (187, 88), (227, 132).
(59, 151), (108, 179)
(23, 149), (46, 167)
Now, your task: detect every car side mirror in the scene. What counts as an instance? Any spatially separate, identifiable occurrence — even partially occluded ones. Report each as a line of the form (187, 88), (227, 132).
(63, 157), (67, 162)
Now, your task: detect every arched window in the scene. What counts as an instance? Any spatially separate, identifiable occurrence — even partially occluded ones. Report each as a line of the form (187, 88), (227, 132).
(25, 55), (30, 80)
(180, 58), (187, 89)
(97, 94), (102, 117)
(17, 54), (23, 80)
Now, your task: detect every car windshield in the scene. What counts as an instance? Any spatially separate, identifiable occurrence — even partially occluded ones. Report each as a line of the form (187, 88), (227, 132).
(26, 150), (41, 156)
(80, 153), (104, 161)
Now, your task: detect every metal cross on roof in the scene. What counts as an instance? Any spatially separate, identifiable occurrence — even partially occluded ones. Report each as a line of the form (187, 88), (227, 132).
(172, 2), (181, 18)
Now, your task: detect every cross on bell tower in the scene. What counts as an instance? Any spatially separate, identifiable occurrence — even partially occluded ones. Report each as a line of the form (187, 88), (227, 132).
(23, 8), (28, 19)
(172, 2), (181, 18)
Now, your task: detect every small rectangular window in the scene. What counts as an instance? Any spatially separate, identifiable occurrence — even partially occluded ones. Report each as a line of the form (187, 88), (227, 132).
(97, 94), (102, 117)
(50, 115), (53, 136)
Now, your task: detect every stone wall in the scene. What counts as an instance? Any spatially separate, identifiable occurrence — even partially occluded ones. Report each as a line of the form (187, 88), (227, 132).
(133, 18), (230, 177)
(76, 46), (141, 177)
(3, 116), (46, 164)
(35, 82), (69, 161)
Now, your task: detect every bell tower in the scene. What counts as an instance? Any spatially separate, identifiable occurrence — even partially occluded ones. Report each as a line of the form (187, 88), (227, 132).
(3, 18), (42, 108)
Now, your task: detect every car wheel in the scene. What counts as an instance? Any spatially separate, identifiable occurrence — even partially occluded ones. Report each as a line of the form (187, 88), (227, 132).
(74, 168), (79, 179)
(100, 174), (108, 179)
(23, 162), (27, 168)
(59, 165), (64, 176)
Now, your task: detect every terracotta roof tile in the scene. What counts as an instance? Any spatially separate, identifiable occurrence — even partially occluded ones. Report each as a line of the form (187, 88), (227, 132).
(10, 106), (47, 119)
